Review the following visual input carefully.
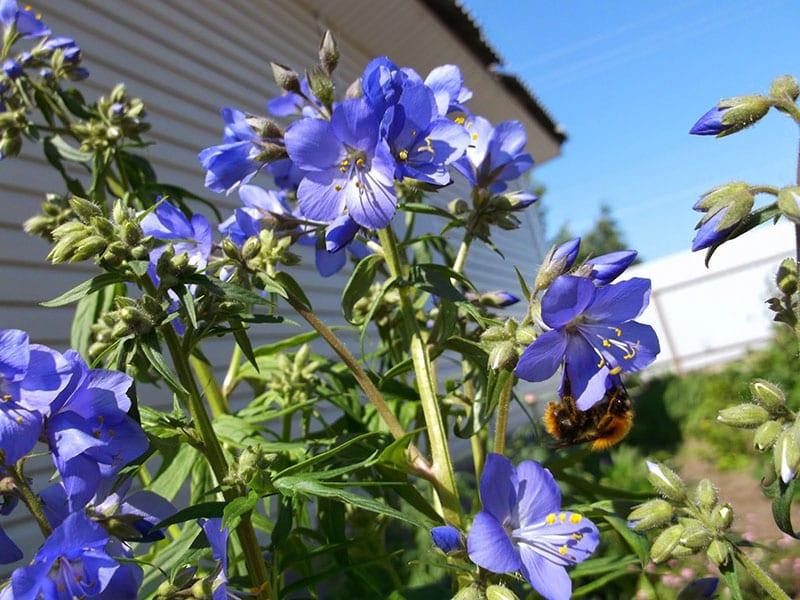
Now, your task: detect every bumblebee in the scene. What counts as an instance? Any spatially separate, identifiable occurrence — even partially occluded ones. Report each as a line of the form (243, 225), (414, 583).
(543, 381), (633, 451)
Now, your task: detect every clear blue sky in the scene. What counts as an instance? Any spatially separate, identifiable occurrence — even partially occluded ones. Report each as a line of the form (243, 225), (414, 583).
(462, 0), (800, 259)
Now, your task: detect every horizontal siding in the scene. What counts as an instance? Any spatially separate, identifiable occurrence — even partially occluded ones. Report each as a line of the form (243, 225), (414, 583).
(1, 0), (553, 571)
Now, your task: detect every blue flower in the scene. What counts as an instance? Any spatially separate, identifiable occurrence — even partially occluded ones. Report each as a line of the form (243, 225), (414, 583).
(515, 275), (659, 410)
(44, 351), (148, 508)
(691, 206), (735, 251)
(2, 58), (21, 79)
(453, 117), (534, 192)
(424, 64), (472, 116)
(552, 238), (581, 271)
(689, 106), (730, 136)
(141, 200), (212, 273)
(219, 184), (292, 246)
(680, 578), (719, 598)
(200, 518), (229, 600)
(584, 250), (638, 285)
(467, 454), (599, 600)
(41, 477), (175, 543)
(0, 329), (70, 466)
(313, 214), (370, 277)
(199, 108), (264, 194)
(381, 82), (469, 186)
(431, 525), (463, 554)
(285, 98), (398, 229)
(267, 78), (322, 119)
(5, 512), (140, 599)
(268, 157), (305, 191)
(361, 56), (421, 113)
(0, 0), (50, 39)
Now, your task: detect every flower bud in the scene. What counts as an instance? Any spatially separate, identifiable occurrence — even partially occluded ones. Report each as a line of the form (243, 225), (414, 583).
(191, 579), (213, 599)
(319, 30), (339, 76)
(776, 258), (798, 295)
(270, 62), (301, 94)
(670, 544), (695, 559)
(773, 429), (800, 483)
(452, 587), (484, 600)
(679, 520), (712, 550)
(222, 238), (240, 260)
(534, 238), (580, 291)
(646, 460), (686, 501)
(717, 403), (769, 428)
(480, 325), (509, 343)
(486, 586), (517, 600)
(254, 142), (288, 163)
(580, 249), (638, 285)
(692, 183), (754, 251)
(241, 236), (261, 260)
(751, 379), (787, 412)
(707, 539), (730, 566)
(479, 291), (520, 308)
(753, 420), (782, 452)
(430, 525), (463, 554)
(69, 196), (102, 221)
(515, 325), (537, 346)
(307, 67), (334, 109)
(71, 235), (108, 262)
(488, 341), (517, 371)
(90, 216), (115, 239)
(628, 498), (674, 531)
(448, 198), (469, 215)
(710, 503), (733, 530)
(777, 186), (800, 224)
(694, 479), (718, 511)
(650, 524), (683, 563)
(345, 78), (363, 100)
(689, 95), (772, 137)
(0, 132), (22, 158)
(121, 221), (142, 246)
(769, 75), (800, 103)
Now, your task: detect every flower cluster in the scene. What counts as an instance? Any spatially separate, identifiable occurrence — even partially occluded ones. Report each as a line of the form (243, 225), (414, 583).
(0, 328), (172, 597)
(515, 237), (658, 410)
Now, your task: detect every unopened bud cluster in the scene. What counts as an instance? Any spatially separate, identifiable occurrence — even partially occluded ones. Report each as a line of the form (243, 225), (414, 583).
(718, 380), (800, 484)
(480, 318), (537, 371)
(267, 344), (323, 408)
(463, 188), (538, 243)
(631, 461), (734, 567)
(155, 565), (218, 600)
(72, 84), (149, 151)
(89, 295), (167, 359)
(215, 229), (300, 290)
(351, 282), (402, 329)
(47, 197), (152, 266)
(224, 445), (276, 494)
(23, 193), (74, 240)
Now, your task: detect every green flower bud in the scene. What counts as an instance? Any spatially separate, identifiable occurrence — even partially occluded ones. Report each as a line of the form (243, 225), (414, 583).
(679, 520), (712, 550)
(191, 579), (213, 599)
(345, 78), (363, 100)
(69, 196), (102, 221)
(0, 132), (22, 158)
(650, 524), (684, 563)
(480, 325), (509, 343)
(776, 258), (798, 295)
(515, 326), (537, 346)
(72, 236), (108, 262)
(155, 580), (179, 599)
(754, 420), (783, 451)
(241, 236), (262, 260)
(706, 539), (730, 566)
(770, 75), (800, 103)
(121, 221), (142, 247)
(254, 142), (288, 163)
(751, 379), (787, 412)
(452, 586), (485, 600)
(716, 95), (773, 137)
(694, 479), (718, 511)
(319, 30), (339, 76)
(486, 585), (518, 600)
(448, 198), (469, 215)
(89, 216), (115, 239)
(646, 460), (686, 501)
(488, 341), (517, 371)
(307, 67), (334, 109)
(270, 62), (301, 94)
(628, 498), (674, 531)
(222, 238), (240, 260)
(778, 186), (800, 224)
(670, 544), (695, 558)
(711, 503), (734, 531)
(717, 403), (769, 428)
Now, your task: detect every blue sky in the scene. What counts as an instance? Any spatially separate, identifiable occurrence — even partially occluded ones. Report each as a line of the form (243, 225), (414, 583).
(462, 0), (800, 259)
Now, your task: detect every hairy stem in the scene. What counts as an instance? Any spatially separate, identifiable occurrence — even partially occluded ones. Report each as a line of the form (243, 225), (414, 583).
(377, 226), (462, 526)
(735, 548), (791, 600)
(492, 371), (515, 455)
(284, 294), (434, 480)
(7, 464), (51, 537)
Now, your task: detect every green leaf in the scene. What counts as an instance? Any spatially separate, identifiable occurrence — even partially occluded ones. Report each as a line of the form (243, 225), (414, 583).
(180, 285), (197, 329)
(47, 134), (93, 162)
(410, 263), (474, 301)
(149, 445), (199, 501)
(230, 318), (258, 369)
(603, 514), (649, 567)
(514, 265), (531, 299)
(139, 332), (188, 397)
(341, 253), (384, 324)
(186, 274), (278, 307)
(41, 136), (86, 196)
(442, 336), (488, 368)
(41, 273), (126, 307)
(718, 555), (744, 600)
(154, 501), (226, 530)
(70, 282), (121, 359)
(274, 477), (434, 530)
(400, 202), (461, 222)
(140, 522), (201, 597)
(572, 565), (635, 597)
(222, 491), (259, 530)
(275, 432), (380, 479)
(274, 271), (311, 310)
(770, 478), (799, 538)
(253, 331), (320, 358)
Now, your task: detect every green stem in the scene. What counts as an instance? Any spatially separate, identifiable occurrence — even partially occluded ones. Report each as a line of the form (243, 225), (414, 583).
(735, 548), (791, 600)
(7, 464), (51, 537)
(377, 226), (462, 526)
(452, 235), (472, 275)
(492, 371), (515, 455)
(222, 344), (243, 399)
(284, 294), (434, 480)
(748, 185), (780, 195)
(190, 353), (229, 417)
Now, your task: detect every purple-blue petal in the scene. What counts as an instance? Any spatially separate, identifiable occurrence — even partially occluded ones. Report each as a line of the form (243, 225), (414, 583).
(0, 402), (41, 464)
(515, 461), (562, 527)
(467, 510), (522, 574)
(692, 208), (734, 251)
(344, 142), (397, 229)
(315, 246), (347, 277)
(331, 98), (380, 153)
(479, 453), (517, 523)
(325, 215), (360, 253)
(563, 335), (610, 411)
(552, 238), (580, 270)
(0, 525), (22, 564)
(0, 328), (29, 382)
(285, 117), (345, 172)
(540, 275), (596, 329)
(267, 92), (304, 117)
(430, 525), (463, 554)
(583, 277), (651, 323)
(515, 329), (567, 383)
(296, 168), (348, 222)
(689, 106), (730, 136)
(587, 250), (637, 285)
(518, 546), (572, 600)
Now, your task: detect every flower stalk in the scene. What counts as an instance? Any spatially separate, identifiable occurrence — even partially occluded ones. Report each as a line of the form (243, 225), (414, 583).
(6, 464), (51, 537)
(735, 548), (792, 600)
(492, 370), (515, 455)
(377, 226), (462, 526)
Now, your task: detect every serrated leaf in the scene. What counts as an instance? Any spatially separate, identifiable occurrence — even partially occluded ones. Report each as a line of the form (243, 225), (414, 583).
(41, 273), (126, 307)
(342, 253), (384, 324)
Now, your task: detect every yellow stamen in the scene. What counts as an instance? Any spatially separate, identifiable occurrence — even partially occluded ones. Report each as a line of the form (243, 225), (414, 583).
(559, 512), (567, 523)
(398, 149), (408, 161)
(572, 533), (583, 540)
(454, 116), (466, 125)
(354, 181), (361, 188)
(15, 416), (23, 425)
(356, 158), (365, 168)
(609, 366), (621, 375)
(611, 327), (622, 337)
(597, 356), (605, 368)
(545, 513), (557, 525)
(570, 513), (583, 524)
(334, 184), (342, 191)
(471, 132), (479, 141)
(558, 545), (568, 556)
(602, 339), (611, 348)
